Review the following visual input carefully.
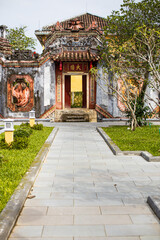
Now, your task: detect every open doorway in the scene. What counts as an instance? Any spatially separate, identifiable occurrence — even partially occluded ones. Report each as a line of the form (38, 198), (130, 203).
(65, 75), (87, 108)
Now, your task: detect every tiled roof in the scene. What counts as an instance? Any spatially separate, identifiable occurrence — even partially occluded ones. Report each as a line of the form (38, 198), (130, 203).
(45, 13), (107, 31)
(0, 37), (12, 55)
(51, 50), (100, 61)
(35, 13), (107, 48)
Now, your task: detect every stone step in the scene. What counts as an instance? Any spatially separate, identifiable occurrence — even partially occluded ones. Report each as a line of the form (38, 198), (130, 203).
(66, 119), (87, 122)
(66, 115), (85, 119)
(62, 114), (89, 122)
(54, 109), (97, 122)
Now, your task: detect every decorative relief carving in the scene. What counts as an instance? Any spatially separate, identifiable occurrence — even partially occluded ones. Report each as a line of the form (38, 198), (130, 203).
(7, 75), (34, 112)
(63, 46), (88, 51)
(57, 75), (61, 103)
(10, 50), (39, 60)
(49, 36), (99, 53)
(90, 76), (95, 102)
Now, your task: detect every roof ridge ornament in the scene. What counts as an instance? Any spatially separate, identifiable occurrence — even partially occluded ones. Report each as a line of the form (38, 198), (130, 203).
(55, 21), (63, 31)
(91, 20), (98, 29)
(0, 25), (7, 38)
(66, 18), (84, 32)
(86, 20), (99, 31)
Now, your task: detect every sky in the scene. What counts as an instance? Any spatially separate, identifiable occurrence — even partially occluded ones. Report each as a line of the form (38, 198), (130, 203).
(1, 0), (126, 53)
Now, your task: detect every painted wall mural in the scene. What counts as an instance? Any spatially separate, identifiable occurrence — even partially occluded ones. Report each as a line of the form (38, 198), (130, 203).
(7, 75), (34, 112)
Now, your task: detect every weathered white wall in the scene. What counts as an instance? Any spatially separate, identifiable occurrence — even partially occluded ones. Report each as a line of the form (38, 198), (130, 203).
(96, 64), (123, 118)
(44, 66), (51, 106)
(1, 59), (56, 118)
(144, 75), (159, 113)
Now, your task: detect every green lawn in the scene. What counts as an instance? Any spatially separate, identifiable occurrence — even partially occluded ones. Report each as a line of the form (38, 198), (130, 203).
(0, 126), (53, 213)
(102, 125), (160, 156)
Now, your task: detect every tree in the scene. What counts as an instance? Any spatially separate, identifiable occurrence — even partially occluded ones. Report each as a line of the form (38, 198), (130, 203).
(7, 26), (36, 50)
(91, 54), (144, 130)
(104, 0), (160, 41)
(96, 0), (160, 130)
(122, 26), (160, 108)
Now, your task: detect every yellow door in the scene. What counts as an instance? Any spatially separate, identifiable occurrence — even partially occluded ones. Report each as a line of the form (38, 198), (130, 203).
(71, 75), (83, 108)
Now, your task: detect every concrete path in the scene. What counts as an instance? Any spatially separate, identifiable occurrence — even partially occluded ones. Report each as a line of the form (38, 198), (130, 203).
(9, 124), (160, 240)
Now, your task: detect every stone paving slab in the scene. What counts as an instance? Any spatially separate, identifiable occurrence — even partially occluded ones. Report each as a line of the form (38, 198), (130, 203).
(10, 226), (43, 238)
(74, 214), (132, 224)
(105, 224), (160, 236)
(100, 205), (152, 215)
(47, 206), (101, 215)
(42, 225), (106, 237)
(17, 215), (73, 226)
(130, 214), (158, 224)
(8, 124), (160, 239)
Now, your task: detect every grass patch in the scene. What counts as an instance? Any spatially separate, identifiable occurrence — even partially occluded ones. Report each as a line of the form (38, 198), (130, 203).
(0, 126), (53, 213)
(102, 125), (160, 156)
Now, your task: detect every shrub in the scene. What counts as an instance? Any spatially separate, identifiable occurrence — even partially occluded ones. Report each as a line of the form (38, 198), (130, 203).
(32, 123), (43, 130)
(19, 123), (33, 135)
(14, 129), (30, 138)
(0, 139), (10, 149)
(20, 126), (33, 136)
(20, 122), (30, 128)
(0, 135), (29, 150)
(125, 97), (152, 127)
(11, 137), (29, 149)
(0, 124), (32, 150)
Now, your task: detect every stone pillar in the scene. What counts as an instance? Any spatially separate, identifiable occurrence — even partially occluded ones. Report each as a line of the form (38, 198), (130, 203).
(29, 110), (35, 127)
(5, 119), (14, 144)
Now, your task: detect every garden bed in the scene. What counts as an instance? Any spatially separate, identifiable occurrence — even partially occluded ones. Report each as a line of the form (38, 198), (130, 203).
(102, 125), (160, 156)
(0, 125), (53, 213)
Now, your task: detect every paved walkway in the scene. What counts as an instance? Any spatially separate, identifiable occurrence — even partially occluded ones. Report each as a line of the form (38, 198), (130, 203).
(9, 124), (160, 240)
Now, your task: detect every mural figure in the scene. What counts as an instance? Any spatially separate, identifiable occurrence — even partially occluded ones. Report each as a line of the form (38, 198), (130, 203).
(12, 79), (30, 107)
(7, 75), (34, 112)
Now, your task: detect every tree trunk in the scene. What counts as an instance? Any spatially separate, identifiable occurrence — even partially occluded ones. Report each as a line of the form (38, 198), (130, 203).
(130, 112), (138, 131)
(139, 69), (150, 101)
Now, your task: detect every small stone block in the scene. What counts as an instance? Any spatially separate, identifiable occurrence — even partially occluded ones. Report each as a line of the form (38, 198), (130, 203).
(147, 196), (160, 220)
